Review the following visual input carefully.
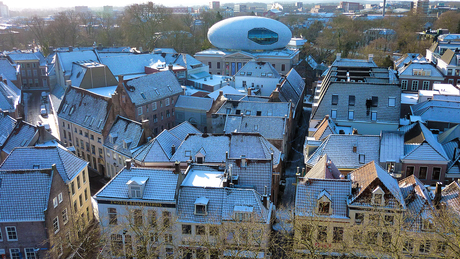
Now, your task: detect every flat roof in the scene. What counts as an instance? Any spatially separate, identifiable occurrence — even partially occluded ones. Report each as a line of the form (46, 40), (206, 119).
(181, 168), (225, 187)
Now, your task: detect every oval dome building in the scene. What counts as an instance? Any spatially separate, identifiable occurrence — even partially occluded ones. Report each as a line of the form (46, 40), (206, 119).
(208, 16), (292, 51)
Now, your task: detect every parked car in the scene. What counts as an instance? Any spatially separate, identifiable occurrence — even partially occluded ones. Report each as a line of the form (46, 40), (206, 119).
(40, 105), (47, 117)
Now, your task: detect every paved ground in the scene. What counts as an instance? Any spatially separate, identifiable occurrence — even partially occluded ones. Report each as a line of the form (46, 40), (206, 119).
(280, 107), (311, 208)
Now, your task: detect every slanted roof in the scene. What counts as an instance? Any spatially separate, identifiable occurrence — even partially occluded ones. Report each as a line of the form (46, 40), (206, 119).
(306, 135), (380, 169)
(57, 86), (111, 134)
(0, 58), (18, 81)
(312, 115), (352, 141)
(177, 187), (269, 224)
(380, 131), (405, 163)
(305, 155), (342, 179)
(279, 68), (305, 108)
(237, 61), (280, 78)
(56, 50), (99, 76)
(397, 61), (443, 78)
(440, 48), (456, 65)
(215, 100), (290, 118)
(441, 181), (460, 215)
(168, 121), (201, 141)
(0, 146), (88, 183)
(229, 133), (281, 163)
(0, 80), (20, 112)
(171, 134), (230, 163)
(175, 95), (213, 111)
(226, 159), (273, 195)
(295, 177), (351, 219)
(8, 52), (40, 62)
(104, 116), (144, 157)
(224, 115), (286, 140)
(1, 121), (37, 155)
(399, 175), (433, 222)
(438, 125), (460, 144)
(124, 71), (182, 106)
(0, 169), (53, 222)
(349, 161), (405, 209)
(95, 167), (178, 202)
(0, 114), (16, 146)
(100, 53), (164, 77)
(402, 122), (449, 161)
(133, 129), (182, 163)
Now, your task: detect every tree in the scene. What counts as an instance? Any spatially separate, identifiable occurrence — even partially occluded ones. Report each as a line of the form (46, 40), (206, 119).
(434, 11), (460, 33)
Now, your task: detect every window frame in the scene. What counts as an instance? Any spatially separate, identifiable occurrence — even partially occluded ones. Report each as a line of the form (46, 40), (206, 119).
(411, 80), (419, 91)
(331, 95), (339, 105)
(108, 208), (117, 225)
(348, 95), (355, 106)
(388, 97), (396, 107)
(53, 216), (60, 234)
(6, 226), (18, 241)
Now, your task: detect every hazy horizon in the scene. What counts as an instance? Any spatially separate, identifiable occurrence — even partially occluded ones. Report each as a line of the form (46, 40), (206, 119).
(3, 0), (405, 11)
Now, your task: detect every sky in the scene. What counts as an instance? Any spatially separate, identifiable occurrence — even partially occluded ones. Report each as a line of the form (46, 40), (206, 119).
(3, 0), (234, 10)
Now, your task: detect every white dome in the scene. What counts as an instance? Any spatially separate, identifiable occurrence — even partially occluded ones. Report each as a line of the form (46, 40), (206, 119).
(208, 16), (292, 51)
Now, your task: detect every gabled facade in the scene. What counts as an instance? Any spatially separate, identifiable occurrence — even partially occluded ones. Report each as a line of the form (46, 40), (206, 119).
(397, 61), (444, 92)
(437, 48), (460, 86)
(310, 54), (401, 135)
(69, 61), (118, 89)
(7, 52), (49, 91)
(438, 125), (460, 179)
(233, 61), (281, 96)
(400, 122), (449, 185)
(112, 71), (183, 135)
(174, 95), (213, 132)
(103, 116), (150, 178)
(0, 146), (93, 228)
(57, 86), (114, 174)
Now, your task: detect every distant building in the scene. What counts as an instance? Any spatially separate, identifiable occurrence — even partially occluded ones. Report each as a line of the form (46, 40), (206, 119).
(174, 95), (213, 132)
(75, 6), (89, 12)
(7, 52), (49, 92)
(412, 0), (429, 14)
(338, 1), (363, 12)
(234, 4), (247, 13)
(397, 61), (444, 92)
(0, 1), (9, 18)
(209, 1), (220, 9)
(363, 28), (396, 45)
(103, 5), (113, 13)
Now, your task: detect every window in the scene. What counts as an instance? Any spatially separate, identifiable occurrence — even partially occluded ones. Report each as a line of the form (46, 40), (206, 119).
(79, 194), (83, 207)
(163, 211), (171, 228)
(53, 197), (58, 208)
(367, 232), (378, 244)
(195, 204), (207, 215)
(53, 216), (60, 233)
(411, 80), (419, 91)
(108, 208), (117, 225)
(217, 62), (221, 69)
(111, 234), (123, 254)
(62, 209), (68, 224)
(74, 201), (77, 212)
(371, 96), (378, 107)
(165, 233), (173, 244)
(432, 167), (441, 180)
(371, 111), (377, 121)
(331, 110), (337, 119)
(422, 81), (430, 90)
(152, 102), (157, 111)
(406, 166), (414, 176)
(317, 226), (327, 242)
(208, 62), (212, 68)
(281, 64), (285, 71)
(0, 228), (2, 241)
(196, 225), (205, 235)
(437, 241), (447, 253)
(355, 213), (364, 224)
(448, 69), (453, 75)
(210, 226), (219, 236)
(419, 240), (431, 253)
(318, 202), (330, 214)
(71, 182), (75, 195)
(77, 176), (81, 189)
(382, 232), (392, 246)
(84, 188), (88, 201)
(388, 97), (396, 107)
(6, 226), (17, 241)
(369, 214), (380, 225)
(419, 166), (427, 179)
(403, 240), (414, 252)
(182, 224), (191, 234)
(384, 215), (394, 225)
(165, 98), (170, 106)
(248, 27), (279, 45)
(133, 209), (143, 226)
(25, 248), (37, 259)
(331, 95), (338, 105)
(359, 154), (365, 164)
(348, 110), (354, 120)
(9, 249), (20, 259)
(333, 227), (343, 243)
(138, 107), (142, 115)
(348, 95), (355, 106)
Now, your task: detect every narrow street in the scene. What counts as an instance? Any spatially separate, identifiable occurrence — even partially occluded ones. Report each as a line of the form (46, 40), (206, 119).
(279, 107), (311, 210)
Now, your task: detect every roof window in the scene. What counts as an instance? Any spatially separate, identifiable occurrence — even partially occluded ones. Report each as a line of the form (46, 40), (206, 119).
(126, 177), (148, 199)
(194, 197), (209, 215)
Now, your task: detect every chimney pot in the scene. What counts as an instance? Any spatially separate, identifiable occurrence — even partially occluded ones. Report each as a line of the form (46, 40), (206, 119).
(126, 159), (132, 170)
(174, 161), (181, 174)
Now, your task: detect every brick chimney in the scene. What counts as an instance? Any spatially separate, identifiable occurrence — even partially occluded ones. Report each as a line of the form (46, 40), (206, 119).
(141, 119), (151, 141)
(125, 159), (132, 170)
(433, 182), (442, 207)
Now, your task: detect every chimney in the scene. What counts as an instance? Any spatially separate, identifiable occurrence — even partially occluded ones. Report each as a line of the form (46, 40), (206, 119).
(68, 46), (73, 52)
(2, 78), (6, 85)
(168, 64), (173, 71)
(218, 90), (224, 98)
(336, 53), (341, 61)
(171, 144), (177, 155)
(262, 186), (270, 209)
(247, 88), (252, 95)
(174, 161), (181, 174)
(339, 174), (345, 179)
(126, 159), (132, 170)
(433, 182), (442, 207)
(141, 119), (151, 140)
(37, 125), (46, 144)
(271, 88), (280, 101)
(352, 128), (359, 135)
(368, 54), (374, 62)
(301, 168), (306, 177)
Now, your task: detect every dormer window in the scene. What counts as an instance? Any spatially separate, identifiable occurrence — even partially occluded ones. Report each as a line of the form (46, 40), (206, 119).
(123, 139), (132, 149)
(194, 197), (209, 215)
(372, 186), (385, 206)
(126, 177), (148, 199)
(233, 205), (253, 221)
(109, 133), (118, 144)
(240, 155), (246, 167)
(195, 148), (206, 164)
(316, 190), (332, 215)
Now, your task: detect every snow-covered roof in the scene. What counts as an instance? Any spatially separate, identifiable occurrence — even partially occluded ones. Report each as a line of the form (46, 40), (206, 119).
(181, 165), (225, 187)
